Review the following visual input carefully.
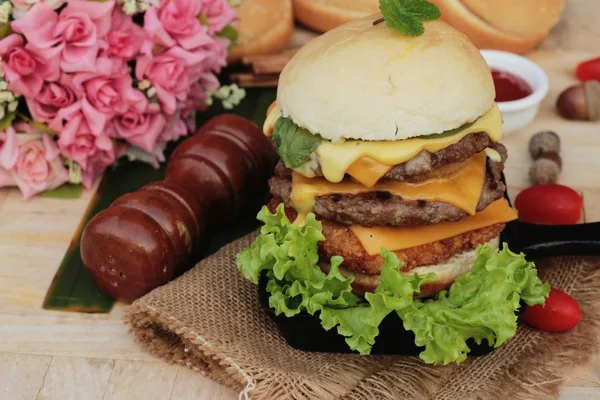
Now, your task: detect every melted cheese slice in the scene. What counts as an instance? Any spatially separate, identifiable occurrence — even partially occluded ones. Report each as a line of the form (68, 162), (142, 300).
(346, 157), (393, 188)
(291, 151), (487, 218)
(316, 104), (502, 183)
(351, 199), (517, 256)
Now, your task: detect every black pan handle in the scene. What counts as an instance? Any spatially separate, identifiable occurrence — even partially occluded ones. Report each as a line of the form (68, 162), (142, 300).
(502, 220), (600, 260)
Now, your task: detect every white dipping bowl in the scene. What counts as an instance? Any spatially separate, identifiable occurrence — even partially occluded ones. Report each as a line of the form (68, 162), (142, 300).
(480, 50), (549, 134)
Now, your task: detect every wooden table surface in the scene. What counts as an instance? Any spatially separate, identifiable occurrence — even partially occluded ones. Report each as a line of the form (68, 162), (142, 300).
(2, 3), (600, 399)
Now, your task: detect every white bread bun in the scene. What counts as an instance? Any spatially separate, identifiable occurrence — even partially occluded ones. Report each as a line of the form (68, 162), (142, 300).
(277, 16), (495, 142)
(429, 0), (564, 54)
(227, 0), (294, 63)
(292, 0), (380, 33)
(336, 236), (500, 297)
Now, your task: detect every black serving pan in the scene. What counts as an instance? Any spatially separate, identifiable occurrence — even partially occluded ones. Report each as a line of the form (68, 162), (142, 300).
(259, 175), (600, 355)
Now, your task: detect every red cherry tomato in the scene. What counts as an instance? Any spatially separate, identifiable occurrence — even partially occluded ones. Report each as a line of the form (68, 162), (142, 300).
(514, 184), (582, 225)
(576, 57), (600, 82)
(523, 288), (582, 333)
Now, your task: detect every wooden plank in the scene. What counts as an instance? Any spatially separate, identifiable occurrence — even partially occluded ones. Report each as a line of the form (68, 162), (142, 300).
(542, 0), (600, 53)
(103, 361), (178, 400)
(0, 308), (154, 362)
(560, 386), (600, 400)
(582, 189), (600, 223)
(0, 353), (51, 400)
(170, 367), (235, 400)
(37, 357), (114, 400)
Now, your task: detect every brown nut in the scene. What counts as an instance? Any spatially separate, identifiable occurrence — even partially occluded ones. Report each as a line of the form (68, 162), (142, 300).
(556, 81), (600, 121)
(529, 131), (560, 159)
(529, 151), (562, 185)
(556, 85), (588, 120)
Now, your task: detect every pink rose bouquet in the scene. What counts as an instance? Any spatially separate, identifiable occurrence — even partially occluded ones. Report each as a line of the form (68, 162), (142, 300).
(0, 0), (243, 199)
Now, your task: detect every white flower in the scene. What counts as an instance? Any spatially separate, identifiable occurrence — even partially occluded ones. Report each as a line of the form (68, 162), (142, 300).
(65, 159), (82, 185)
(0, 1), (12, 24)
(118, 0), (157, 15)
(206, 84), (246, 110)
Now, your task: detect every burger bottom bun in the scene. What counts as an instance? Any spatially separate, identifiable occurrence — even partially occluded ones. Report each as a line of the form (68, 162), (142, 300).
(227, 0), (294, 63)
(322, 236), (500, 298)
(292, 0), (379, 33)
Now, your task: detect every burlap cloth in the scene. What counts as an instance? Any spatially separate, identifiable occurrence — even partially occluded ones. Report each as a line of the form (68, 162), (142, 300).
(125, 232), (600, 400)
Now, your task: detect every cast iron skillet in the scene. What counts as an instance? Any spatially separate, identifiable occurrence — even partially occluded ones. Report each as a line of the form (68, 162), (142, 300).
(258, 175), (600, 355)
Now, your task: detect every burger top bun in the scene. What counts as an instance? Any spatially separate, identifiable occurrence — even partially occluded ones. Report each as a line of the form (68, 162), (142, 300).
(429, 0), (564, 54)
(277, 16), (495, 142)
(292, 0), (380, 33)
(227, 0), (294, 63)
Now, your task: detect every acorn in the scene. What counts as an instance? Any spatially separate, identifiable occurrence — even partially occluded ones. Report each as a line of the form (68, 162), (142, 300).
(556, 80), (600, 121)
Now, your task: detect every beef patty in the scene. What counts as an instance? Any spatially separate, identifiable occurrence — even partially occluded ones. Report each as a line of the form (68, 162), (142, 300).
(269, 157), (506, 227)
(267, 199), (504, 296)
(275, 133), (506, 183)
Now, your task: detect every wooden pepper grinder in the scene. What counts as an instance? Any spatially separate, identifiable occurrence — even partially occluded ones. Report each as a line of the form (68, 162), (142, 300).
(80, 114), (277, 302)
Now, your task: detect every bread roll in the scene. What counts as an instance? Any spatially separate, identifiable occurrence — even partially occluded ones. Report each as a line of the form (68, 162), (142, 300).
(227, 0), (294, 63)
(429, 0), (564, 54)
(292, 0), (379, 33)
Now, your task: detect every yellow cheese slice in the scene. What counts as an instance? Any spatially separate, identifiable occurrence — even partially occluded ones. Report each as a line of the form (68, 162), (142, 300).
(315, 104), (503, 183)
(346, 157), (393, 188)
(291, 152), (487, 218)
(351, 199), (518, 256)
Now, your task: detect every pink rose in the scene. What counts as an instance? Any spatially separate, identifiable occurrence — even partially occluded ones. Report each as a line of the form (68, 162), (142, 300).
(199, 0), (237, 35)
(135, 46), (204, 114)
(11, 1), (115, 73)
(0, 167), (15, 187)
(81, 145), (115, 189)
(144, 0), (213, 51)
(56, 107), (113, 170)
(72, 71), (140, 135)
(26, 75), (78, 124)
(162, 111), (188, 143)
(198, 36), (228, 73)
(11, 133), (69, 199)
(0, 34), (60, 97)
(106, 9), (145, 60)
(112, 91), (165, 152)
(0, 127), (19, 170)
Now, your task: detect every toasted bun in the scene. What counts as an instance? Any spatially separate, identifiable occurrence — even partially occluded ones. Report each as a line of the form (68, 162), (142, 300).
(227, 0), (294, 63)
(429, 0), (564, 54)
(292, 0), (380, 33)
(336, 237), (500, 298)
(277, 16), (495, 142)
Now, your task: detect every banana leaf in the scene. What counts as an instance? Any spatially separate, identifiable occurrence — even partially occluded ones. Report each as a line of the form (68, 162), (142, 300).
(43, 88), (277, 313)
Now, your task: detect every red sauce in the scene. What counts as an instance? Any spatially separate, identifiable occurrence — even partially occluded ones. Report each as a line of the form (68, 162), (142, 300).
(491, 69), (533, 102)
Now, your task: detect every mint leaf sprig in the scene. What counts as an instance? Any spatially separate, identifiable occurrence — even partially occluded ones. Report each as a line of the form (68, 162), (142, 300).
(376, 0), (441, 37)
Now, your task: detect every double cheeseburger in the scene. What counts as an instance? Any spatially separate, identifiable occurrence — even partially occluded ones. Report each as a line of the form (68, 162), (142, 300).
(263, 17), (515, 296)
(237, 14), (548, 364)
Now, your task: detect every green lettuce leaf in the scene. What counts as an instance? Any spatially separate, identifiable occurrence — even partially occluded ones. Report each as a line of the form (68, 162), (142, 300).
(398, 244), (550, 365)
(236, 205), (550, 364)
(272, 118), (322, 168)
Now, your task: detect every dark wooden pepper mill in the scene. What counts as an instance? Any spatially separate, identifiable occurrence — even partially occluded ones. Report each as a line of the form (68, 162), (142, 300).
(80, 114), (277, 302)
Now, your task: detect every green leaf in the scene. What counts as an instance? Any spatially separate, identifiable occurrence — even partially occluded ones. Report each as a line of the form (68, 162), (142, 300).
(217, 25), (238, 50)
(39, 184), (84, 199)
(420, 120), (475, 139)
(0, 23), (12, 40)
(379, 0), (441, 37)
(272, 117), (321, 168)
(398, 243), (550, 365)
(0, 111), (15, 131)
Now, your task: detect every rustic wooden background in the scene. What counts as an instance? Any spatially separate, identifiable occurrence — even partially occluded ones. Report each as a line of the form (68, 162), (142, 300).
(1, 1), (600, 399)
